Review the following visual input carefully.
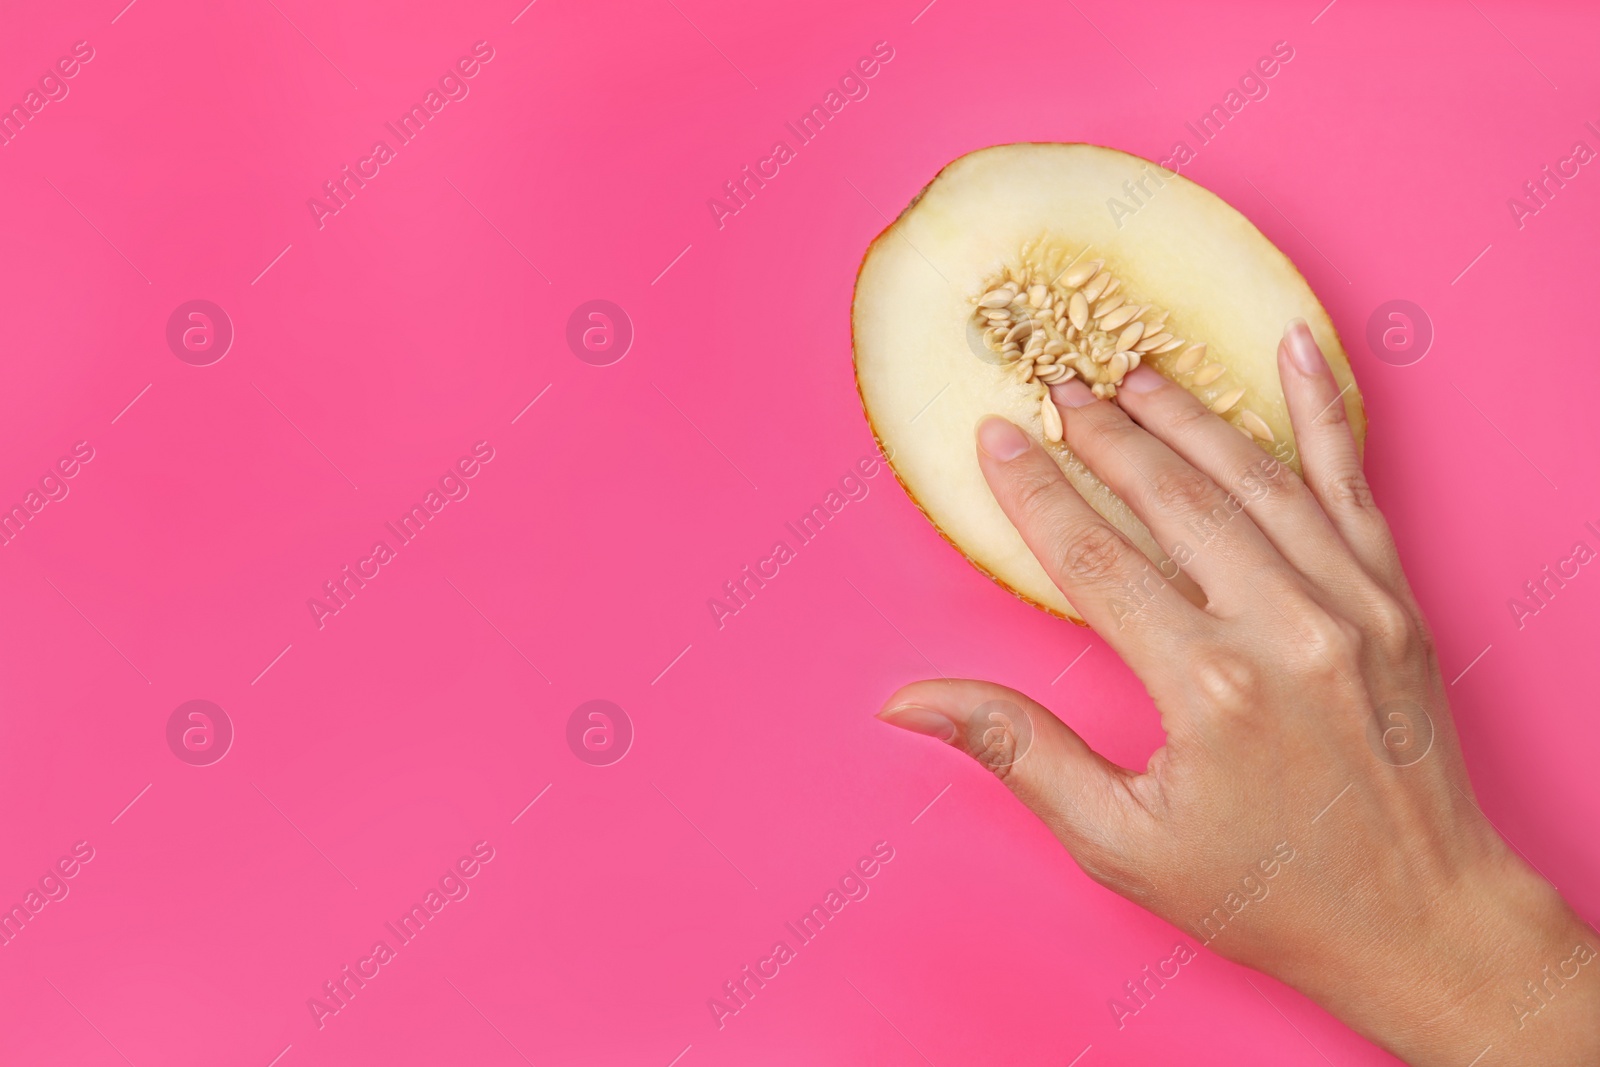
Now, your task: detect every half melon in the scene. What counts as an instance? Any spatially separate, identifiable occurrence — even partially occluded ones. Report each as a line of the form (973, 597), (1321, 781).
(851, 143), (1365, 622)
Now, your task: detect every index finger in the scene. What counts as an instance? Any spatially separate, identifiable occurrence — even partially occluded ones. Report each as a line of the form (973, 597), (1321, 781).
(976, 415), (1212, 676)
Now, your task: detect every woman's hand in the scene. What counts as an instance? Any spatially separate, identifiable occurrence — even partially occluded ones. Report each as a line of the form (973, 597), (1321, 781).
(878, 321), (1600, 1065)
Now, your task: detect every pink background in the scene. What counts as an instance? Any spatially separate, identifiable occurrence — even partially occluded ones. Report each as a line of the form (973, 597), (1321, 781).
(1, 0), (1597, 1063)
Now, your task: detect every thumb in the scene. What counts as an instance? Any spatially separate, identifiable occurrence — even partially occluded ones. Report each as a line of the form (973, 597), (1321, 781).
(878, 677), (1136, 852)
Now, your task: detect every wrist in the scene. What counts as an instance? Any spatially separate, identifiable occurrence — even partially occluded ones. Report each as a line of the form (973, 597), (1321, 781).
(1323, 847), (1600, 1066)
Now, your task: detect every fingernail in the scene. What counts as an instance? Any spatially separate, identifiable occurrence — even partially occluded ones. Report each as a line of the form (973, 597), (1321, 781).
(877, 704), (957, 742)
(1285, 318), (1324, 376)
(1050, 378), (1097, 408)
(1119, 366), (1164, 394)
(977, 416), (1030, 460)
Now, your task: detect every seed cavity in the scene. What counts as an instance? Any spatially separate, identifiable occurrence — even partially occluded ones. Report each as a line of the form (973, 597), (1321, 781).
(970, 238), (1279, 450)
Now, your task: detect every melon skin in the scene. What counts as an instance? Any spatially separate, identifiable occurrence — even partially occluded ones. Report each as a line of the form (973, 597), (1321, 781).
(851, 143), (1366, 622)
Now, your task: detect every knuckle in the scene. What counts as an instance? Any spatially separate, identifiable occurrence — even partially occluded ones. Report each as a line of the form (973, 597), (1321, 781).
(1363, 591), (1427, 663)
(962, 702), (1034, 783)
(1414, 615), (1437, 663)
(1058, 523), (1131, 586)
(1165, 398), (1216, 437)
(1232, 455), (1304, 510)
(1190, 650), (1263, 714)
(1008, 466), (1065, 525)
(1148, 466), (1221, 516)
(971, 720), (1021, 778)
(1322, 469), (1377, 511)
(1078, 411), (1143, 455)
(1313, 392), (1351, 429)
(1289, 605), (1361, 674)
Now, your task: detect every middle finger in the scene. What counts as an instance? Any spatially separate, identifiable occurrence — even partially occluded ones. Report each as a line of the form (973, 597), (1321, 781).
(1050, 377), (1300, 617)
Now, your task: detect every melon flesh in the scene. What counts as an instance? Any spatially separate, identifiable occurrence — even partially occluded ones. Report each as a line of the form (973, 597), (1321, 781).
(851, 143), (1365, 622)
